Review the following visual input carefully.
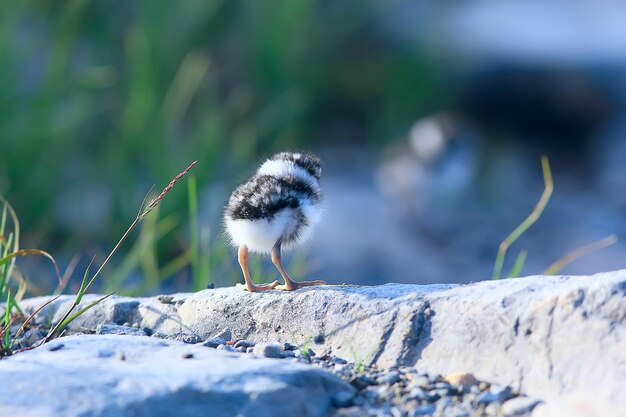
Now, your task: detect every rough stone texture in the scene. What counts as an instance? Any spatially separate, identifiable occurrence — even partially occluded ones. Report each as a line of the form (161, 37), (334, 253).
(20, 269), (626, 415)
(0, 335), (353, 417)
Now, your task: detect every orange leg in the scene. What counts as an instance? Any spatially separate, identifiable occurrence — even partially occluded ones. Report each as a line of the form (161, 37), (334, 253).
(271, 242), (325, 291)
(236, 246), (279, 292)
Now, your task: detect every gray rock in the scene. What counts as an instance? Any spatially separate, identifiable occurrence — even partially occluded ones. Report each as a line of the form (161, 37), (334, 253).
(96, 324), (147, 336)
(0, 335), (354, 417)
(18, 270), (626, 412)
(253, 342), (283, 358)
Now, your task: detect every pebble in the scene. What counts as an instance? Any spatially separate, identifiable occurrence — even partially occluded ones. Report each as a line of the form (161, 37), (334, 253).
(252, 342), (282, 358)
(476, 391), (501, 405)
(381, 371), (401, 385)
(96, 324), (147, 337)
(202, 337), (228, 348)
(48, 343), (64, 352)
(501, 397), (542, 416)
(212, 329), (232, 341)
(181, 353), (194, 359)
(410, 404), (435, 416)
(216, 344), (235, 352)
(156, 294), (174, 304)
(283, 342), (297, 351)
(233, 340), (255, 349)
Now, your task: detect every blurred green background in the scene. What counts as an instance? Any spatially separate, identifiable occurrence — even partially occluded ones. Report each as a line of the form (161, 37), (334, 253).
(3, 1), (626, 296)
(1, 1), (443, 295)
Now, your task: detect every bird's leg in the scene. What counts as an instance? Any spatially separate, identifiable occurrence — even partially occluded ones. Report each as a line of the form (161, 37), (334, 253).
(271, 242), (325, 291)
(236, 246), (279, 292)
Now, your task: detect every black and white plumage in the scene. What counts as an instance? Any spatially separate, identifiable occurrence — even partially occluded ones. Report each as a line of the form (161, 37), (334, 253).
(224, 151), (326, 292)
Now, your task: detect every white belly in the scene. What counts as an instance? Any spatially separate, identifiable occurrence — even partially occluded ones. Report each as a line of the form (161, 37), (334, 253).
(225, 204), (322, 253)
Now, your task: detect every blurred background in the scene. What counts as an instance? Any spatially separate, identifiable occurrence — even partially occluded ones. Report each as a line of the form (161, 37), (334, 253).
(2, 1), (626, 296)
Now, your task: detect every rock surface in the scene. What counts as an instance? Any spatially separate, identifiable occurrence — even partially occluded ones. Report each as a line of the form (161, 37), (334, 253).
(0, 335), (353, 417)
(20, 269), (626, 415)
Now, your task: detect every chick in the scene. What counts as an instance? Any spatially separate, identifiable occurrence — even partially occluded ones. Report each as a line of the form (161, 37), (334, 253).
(224, 151), (326, 292)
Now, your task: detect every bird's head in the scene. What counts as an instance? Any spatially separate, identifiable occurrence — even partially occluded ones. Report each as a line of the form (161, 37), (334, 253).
(269, 151), (323, 181)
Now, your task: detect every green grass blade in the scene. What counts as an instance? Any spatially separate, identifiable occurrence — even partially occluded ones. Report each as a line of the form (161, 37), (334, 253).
(3, 289), (12, 350)
(0, 249), (63, 287)
(56, 292), (115, 331)
(492, 156), (553, 279)
(508, 250), (527, 278)
(76, 257), (95, 305)
(0, 196), (20, 287)
(188, 173), (201, 291)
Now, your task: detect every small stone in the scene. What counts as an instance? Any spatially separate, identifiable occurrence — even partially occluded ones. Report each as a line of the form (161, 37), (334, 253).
(331, 357), (347, 364)
(142, 327), (153, 336)
(181, 353), (194, 359)
(207, 282), (215, 289)
(252, 342), (283, 358)
(484, 403), (499, 416)
(476, 391), (500, 405)
(410, 405), (435, 417)
(304, 348), (316, 357)
(283, 342), (297, 351)
(202, 337), (227, 348)
(501, 397), (542, 416)
(444, 372), (479, 390)
(233, 340), (255, 349)
(434, 388), (450, 398)
(122, 322), (131, 327)
(216, 344), (235, 352)
(409, 375), (431, 388)
(156, 294), (174, 304)
(281, 351), (296, 358)
(246, 347), (255, 354)
(212, 329), (232, 341)
(48, 343), (64, 352)
(331, 391), (354, 408)
(382, 371), (401, 385)
(96, 324), (147, 337)
(407, 387), (429, 401)
(349, 375), (376, 390)
(132, 323), (140, 329)
(313, 334), (324, 344)
(489, 385), (515, 402)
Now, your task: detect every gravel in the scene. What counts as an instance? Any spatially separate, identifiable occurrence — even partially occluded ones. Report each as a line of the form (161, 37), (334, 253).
(4, 320), (544, 417)
(184, 330), (543, 417)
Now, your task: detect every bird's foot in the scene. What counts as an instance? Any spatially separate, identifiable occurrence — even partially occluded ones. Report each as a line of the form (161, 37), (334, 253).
(276, 279), (326, 291)
(236, 280), (280, 292)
